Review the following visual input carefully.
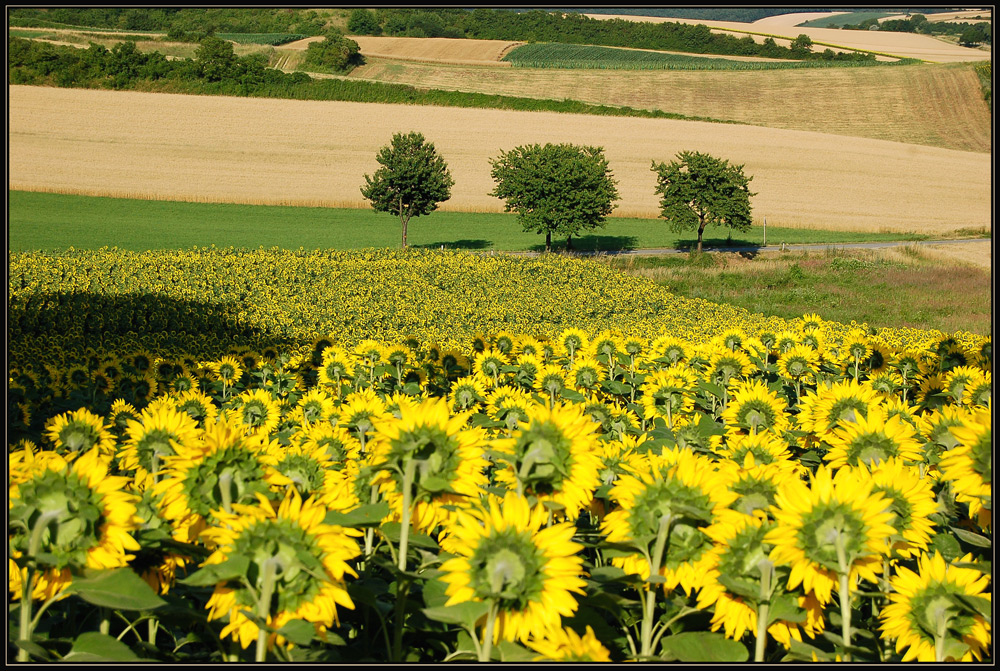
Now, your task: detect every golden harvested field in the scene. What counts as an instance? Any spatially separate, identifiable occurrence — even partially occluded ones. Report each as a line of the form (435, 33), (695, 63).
(8, 85), (989, 234)
(749, 12), (850, 28)
(346, 61), (991, 153)
(583, 13), (992, 62)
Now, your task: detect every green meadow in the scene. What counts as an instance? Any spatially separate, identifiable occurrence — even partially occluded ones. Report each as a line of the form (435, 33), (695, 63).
(9, 191), (931, 253)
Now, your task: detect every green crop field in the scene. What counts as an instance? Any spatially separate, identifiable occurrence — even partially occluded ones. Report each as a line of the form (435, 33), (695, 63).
(503, 42), (915, 70)
(8, 191), (933, 253)
(216, 32), (307, 45)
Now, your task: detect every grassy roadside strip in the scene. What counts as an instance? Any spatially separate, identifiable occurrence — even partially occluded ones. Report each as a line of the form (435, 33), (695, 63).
(8, 190), (940, 253)
(598, 247), (992, 335)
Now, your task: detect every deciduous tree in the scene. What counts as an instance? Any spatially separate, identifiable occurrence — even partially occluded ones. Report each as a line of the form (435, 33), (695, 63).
(361, 132), (454, 249)
(489, 143), (619, 252)
(651, 151), (755, 253)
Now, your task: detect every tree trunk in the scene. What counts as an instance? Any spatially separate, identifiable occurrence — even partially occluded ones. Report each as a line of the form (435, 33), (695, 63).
(697, 220), (706, 254)
(566, 235), (574, 252)
(545, 231), (551, 253)
(402, 218), (408, 248)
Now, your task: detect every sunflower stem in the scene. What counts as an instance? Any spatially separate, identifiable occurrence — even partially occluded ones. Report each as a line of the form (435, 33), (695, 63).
(398, 458), (416, 572)
(479, 600), (499, 662)
(934, 613), (948, 662)
(219, 471), (234, 514)
(640, 514), (672, 658)
(754, 559), (775, 662)
(834, 535), (852, 662)
(99, 607), (110, 635)
(391, 578), (411, 662)
(18, 509), (62, 661)
(255, 557), (279, 663)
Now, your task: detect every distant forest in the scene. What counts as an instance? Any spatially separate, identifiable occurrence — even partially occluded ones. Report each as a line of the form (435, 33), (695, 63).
(554, 8), (961, 22)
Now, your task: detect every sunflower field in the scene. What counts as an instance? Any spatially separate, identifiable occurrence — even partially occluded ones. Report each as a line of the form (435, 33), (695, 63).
(8, 248), (992, 662)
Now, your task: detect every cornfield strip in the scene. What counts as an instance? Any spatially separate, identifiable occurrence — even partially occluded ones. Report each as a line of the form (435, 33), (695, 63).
(503, 42), (921, 70)
(216, 32), (307, 46)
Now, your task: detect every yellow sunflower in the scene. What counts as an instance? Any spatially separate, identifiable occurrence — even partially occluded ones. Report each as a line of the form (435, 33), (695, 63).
(153, 418), (291, 543)
(698, 512), (826, 649)
(119, 403), (201, 489)
(232, 388), (283, 437)
(938, 407), (991, 524)
(9, 448), (141, 587)
(823, 409), (924, 469)
(438, 492), (587, 645)
(720, 379), (790, 437)
(601, 449), (730, 594)
(368, 398), (489, 534)
(43, 408), (116, 459)
(879, 551), (991, 662)
(639, 364), (697, 430)
(527, 625), (612, 662)
(766, 465), (895, 606)
(201, 490), (361, 657)
(491, 402), (603, 521)
(842, 458), (937, 558)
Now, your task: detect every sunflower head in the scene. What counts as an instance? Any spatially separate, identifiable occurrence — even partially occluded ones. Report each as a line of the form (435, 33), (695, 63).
(202, 491), (361, 651)
(492, 402), (602, 521)
(439, 492), (586, 643)
(880, 551), (991, 662)
(43, 408), (116, 459)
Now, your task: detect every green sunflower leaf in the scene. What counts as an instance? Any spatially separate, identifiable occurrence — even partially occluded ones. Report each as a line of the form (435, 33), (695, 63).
(380, 522), (439, 550)
(276, 620), (317, 646)
(12, 639), (54, 662)
(929, 532), (963, 561)
(658, 631), (749, 662)
(781, 638), (833, 661)
(560, 388), (585, 402)
(495, 639), (536, 662)
(949, 526), (992, 548)
(717, 575), (759, 601)
(63, 632), (141, 662)
(322, 501), (390, 528)
(178, 555), (249, 587)
(766, 592), (807, 625)
(66, 568), (166, 611)
(954, 594), (992, 623)
(422, 600), (490, 627)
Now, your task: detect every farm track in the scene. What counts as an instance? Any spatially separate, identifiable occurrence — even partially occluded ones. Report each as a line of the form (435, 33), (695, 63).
(8, 85), (990, 235)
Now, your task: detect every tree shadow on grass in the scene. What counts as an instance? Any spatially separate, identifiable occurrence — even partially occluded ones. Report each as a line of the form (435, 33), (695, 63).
(674, 236), (764, 255)
(414, 239), (492, 250)
(527, 235), (640, 253)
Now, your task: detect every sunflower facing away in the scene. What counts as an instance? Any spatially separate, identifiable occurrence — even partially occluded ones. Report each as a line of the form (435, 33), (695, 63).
(201, 490), (361, 653)
(438, 492), (587, 644)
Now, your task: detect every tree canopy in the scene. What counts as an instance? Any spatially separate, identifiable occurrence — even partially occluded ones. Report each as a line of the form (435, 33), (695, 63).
(360, 131), (454, 249)
(651, 151), (755, 253)
(489, 143), (619, 252)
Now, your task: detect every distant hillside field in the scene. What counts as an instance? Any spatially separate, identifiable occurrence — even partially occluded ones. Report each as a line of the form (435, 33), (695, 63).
(9, 85), (989, 235)
(582, 13), (992, 62)
(345, 61), (990, 153)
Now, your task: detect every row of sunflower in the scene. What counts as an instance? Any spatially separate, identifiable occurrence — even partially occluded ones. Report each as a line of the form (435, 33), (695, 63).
(8, 323), (991, 663)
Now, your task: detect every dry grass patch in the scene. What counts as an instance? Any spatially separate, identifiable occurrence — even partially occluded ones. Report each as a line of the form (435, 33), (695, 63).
(346, 61), (991, 153)
(8, 85), (990, 234)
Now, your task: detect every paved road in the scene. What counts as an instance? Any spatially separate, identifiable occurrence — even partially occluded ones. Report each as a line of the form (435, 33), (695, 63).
(501, 238), (991, 257)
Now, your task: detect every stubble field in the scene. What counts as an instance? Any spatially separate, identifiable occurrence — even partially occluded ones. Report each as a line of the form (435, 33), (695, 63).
(8, 84), (990, 233)
(345, 61), (991, 153)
